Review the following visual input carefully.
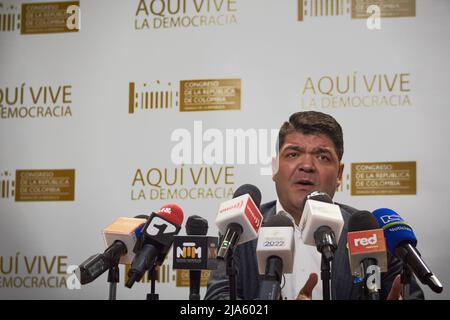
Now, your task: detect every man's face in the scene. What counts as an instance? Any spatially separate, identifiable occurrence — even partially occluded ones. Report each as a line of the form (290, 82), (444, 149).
(272, 131), (344, 219)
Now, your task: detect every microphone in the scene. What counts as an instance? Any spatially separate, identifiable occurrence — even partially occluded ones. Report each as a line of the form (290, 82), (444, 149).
(299, 191), (343, 261)
(126, 204), (184, 288)
(172, 215), (218, 300)
(256, 215), (295, 300)
(372, 208), (443, 294)
(215, 184), (263, 260)
(347, 211), (387, 300)
(78, 215), (148, 285)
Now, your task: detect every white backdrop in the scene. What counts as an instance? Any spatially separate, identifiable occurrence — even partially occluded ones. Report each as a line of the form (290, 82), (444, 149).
(1, 0), (450, 300)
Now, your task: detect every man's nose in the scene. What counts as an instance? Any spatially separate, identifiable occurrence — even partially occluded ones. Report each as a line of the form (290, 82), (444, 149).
(298, 154), (316, 172)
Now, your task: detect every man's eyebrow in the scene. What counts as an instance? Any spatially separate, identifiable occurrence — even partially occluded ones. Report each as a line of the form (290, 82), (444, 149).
(280, 144), (303, 153)
(280, 145), (338, 158)
(313, 147), (333, 154)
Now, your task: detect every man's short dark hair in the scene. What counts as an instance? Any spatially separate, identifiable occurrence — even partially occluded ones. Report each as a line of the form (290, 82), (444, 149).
(278, 111), (344, 161)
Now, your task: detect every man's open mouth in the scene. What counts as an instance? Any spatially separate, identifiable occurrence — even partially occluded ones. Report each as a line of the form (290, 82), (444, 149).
(294, 179), (315, 186)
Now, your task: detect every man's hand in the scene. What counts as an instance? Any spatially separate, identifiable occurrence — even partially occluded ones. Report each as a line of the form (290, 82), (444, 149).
(387, 274), (402, 300)
(295, 273), (402, 300)
(296, 273), (319, 300)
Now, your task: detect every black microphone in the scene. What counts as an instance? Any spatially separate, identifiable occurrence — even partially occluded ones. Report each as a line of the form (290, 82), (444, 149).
(126, 204), (184, 288)
(187, 215), (208, 300)
(307, 191), (341, 261)
(214, 184), (264, 300)
(78, 215), (148, 285)
(299, 191), (344, 262)
(347, 211), (388, 300)
(372, 208), (443, 294)
(299, 191), (344, 300)
(215, 184), (263, 260)
(172, 216), (218, 300)
(256, 215), (295, 300)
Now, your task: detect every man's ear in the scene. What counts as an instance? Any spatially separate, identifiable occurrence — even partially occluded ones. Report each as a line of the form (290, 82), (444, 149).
(336, 162), (344, 187)
(272, 156), (279, 182)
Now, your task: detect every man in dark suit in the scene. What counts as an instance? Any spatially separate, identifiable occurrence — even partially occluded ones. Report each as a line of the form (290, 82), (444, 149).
(205, 111), (424, 300)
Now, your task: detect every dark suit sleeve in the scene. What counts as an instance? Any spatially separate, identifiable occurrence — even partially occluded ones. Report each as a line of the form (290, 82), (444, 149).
(204, 234), (244, 300)
(380, 252), (425, 300)
(204, 239), (261, 300)
(204, 255), (234, 300)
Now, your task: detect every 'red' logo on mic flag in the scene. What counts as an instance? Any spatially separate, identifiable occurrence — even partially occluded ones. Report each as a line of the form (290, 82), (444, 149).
(347, 229), (386, 255)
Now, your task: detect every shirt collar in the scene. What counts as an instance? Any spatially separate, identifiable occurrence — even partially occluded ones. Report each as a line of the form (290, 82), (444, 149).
(275, 197), (298, 227)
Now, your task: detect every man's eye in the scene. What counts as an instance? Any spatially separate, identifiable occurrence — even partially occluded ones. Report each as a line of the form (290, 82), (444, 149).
(286, 153), (299, 159)
(318, 154), (330, 161)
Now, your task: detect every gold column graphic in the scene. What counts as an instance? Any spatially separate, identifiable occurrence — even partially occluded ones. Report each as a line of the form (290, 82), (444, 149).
(129, 82), (175, 113)
(128, 82), (135, 114)
(157, 265), (170, 283)
(150, 92), (154, 109)
(1, 177), (14, 198)
(165, 91), (169, 109)
(300, 0), (345, 19)
(298, 0), (303, 21)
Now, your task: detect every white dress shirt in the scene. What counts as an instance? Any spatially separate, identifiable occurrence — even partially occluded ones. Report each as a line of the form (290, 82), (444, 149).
(276, 199), (324, 300)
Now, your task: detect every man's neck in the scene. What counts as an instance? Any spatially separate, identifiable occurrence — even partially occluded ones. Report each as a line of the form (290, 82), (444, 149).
(276, 199), (304, 226)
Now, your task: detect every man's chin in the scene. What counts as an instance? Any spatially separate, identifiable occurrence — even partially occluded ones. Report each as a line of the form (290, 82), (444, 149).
(291, 187), (321, 208)
(288, 191), (309, 210)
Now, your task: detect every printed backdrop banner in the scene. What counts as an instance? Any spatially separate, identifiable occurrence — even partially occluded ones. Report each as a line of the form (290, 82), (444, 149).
(1, 0), (450, 300)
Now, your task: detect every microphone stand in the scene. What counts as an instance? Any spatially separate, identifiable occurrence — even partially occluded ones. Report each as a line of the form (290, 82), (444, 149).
(320, 256), (331, 300)
(225, 248), (237, 300)
(189, 270), (201, 300)
(314, 226), (336, 300)
(146, 265), (159, 300)
(361, 258), (380, 300)
(107, 263), (120, 300)
(400, 264), (412, 300)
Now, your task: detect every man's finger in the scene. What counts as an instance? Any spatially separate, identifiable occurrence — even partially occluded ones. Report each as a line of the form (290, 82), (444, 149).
(387, 274), (402, 300)
(297, 273), (318, 300)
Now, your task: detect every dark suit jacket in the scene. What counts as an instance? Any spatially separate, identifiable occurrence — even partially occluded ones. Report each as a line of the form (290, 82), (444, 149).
(205, 200), (425, 300)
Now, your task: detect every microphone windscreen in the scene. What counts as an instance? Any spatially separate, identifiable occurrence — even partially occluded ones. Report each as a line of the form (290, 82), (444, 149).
(306, 190), (333, 203)
(157, 203), (184, 226)
(257, 215), (295, 274)
(348, 210), (380, 232)
(233, 184), (262, 208)
(264, 214), (294, 228)
(372, 208), (417, 253)
(186, 215), (209, 236)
